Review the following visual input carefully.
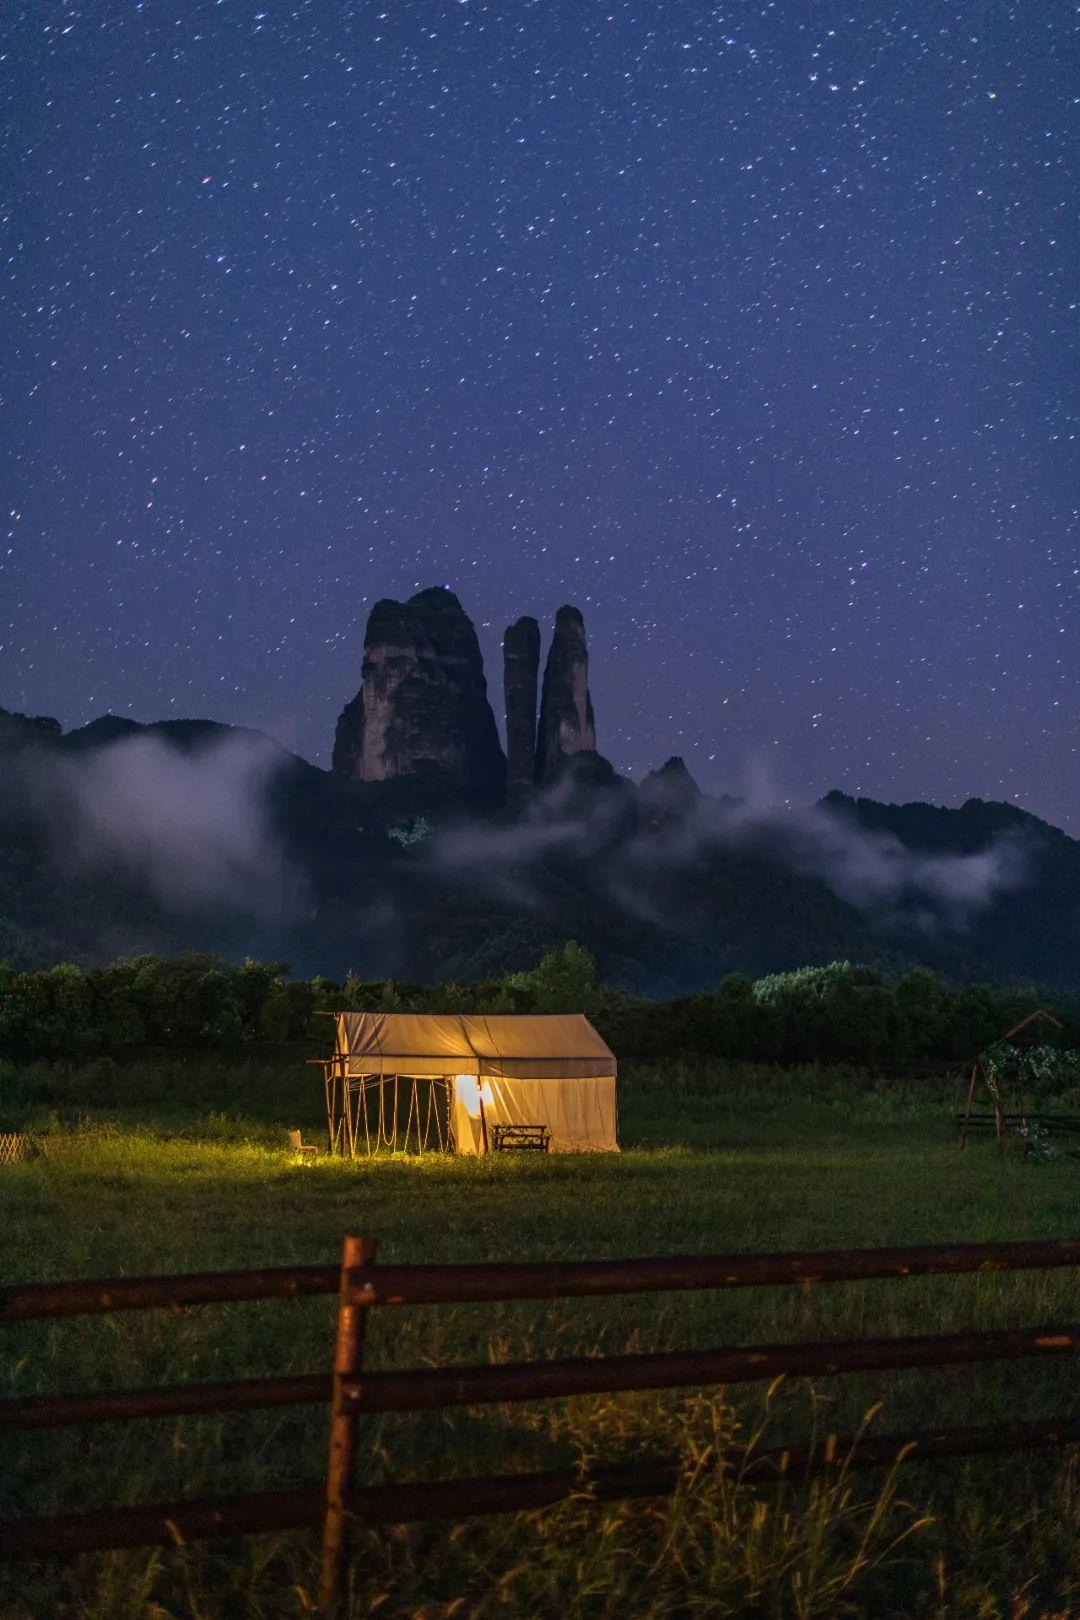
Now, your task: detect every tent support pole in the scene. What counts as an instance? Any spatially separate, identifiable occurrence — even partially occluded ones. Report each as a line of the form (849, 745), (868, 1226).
(477, 1086), (490, 1155)
(345, 1080), (357, 1161)
(434, 1079), (447, 1153)
(405, 1081), (419, 1155)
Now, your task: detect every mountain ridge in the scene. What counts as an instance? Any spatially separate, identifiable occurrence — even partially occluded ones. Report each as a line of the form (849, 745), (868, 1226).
(1, 701), (1076, 992)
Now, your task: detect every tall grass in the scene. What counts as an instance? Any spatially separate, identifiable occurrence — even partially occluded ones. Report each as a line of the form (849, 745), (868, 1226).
(1, 1057), (1079, 1615)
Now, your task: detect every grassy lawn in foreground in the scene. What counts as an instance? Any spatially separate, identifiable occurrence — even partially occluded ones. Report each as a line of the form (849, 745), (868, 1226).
(1, 1059), (1079, 1617)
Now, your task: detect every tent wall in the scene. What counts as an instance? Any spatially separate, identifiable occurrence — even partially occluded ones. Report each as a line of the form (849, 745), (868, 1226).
(450, 1074), (618, 1156)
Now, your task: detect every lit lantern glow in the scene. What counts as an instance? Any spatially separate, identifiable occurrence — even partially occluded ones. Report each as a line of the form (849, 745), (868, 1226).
(454, 1075), (495, 1118)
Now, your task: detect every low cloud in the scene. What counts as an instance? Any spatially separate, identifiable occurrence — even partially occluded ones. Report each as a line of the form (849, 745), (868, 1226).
(432, 773), (626, 869)
(38, 730), (297, 915)
(425, 771), (1029, 929)
(718, 798), (1029, 918)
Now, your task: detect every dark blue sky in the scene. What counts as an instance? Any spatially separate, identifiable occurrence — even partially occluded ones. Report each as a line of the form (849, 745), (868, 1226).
(4, 2), (1077, 828)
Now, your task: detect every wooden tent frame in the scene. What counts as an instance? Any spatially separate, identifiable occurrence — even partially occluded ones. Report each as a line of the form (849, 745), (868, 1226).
(319, 1051), (453, 1158)
(958, 1009), (1073, 1148)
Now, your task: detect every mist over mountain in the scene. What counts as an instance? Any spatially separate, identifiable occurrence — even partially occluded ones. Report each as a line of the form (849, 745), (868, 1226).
(2, 590), (1076, 992)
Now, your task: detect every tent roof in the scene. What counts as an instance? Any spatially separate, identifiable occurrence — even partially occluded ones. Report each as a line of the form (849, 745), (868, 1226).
(331, 1012), (616, 1079)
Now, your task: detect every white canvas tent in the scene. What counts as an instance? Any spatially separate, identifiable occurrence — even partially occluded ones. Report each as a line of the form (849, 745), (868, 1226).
(323, 1012), (618, 1156)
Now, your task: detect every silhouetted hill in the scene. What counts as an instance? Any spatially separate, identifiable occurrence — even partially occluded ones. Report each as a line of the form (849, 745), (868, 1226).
(820, 790), (1080, 988)
(1, 707), (1077, 991)
(820, 789), (1060, 853)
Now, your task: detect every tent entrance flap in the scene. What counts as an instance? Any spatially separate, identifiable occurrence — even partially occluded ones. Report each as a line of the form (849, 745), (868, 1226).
(323, 1013), (618, 1157)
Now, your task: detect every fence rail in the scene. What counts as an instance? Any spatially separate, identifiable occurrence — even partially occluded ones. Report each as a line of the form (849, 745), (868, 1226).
(0, 1374), (331, 1431)
(3, 1235), (1080, 1613)
(6, 1415), (1080, 1563)
(340, 1324), (1080, 1416)
(6, 1237), (1080, 1324)
(0, 1263), (339, 1322)
(345, 1238), (1080, 1307)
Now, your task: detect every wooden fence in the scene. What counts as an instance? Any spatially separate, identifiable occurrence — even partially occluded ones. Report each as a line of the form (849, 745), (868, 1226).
(0, 1131), (36, 1166)
(2, 1237), (1080, 1613)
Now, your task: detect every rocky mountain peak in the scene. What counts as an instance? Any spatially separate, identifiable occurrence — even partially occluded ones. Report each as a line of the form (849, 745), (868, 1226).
(639, 756), (702, 829)
(502, 615), (541, 806)
(536, 604), (596, 784)
(332, 587), (506, 806)
(331, 590), (605, 810)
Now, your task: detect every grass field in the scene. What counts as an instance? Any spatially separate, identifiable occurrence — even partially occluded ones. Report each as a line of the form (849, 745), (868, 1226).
(2, 1055), (1080, 1617)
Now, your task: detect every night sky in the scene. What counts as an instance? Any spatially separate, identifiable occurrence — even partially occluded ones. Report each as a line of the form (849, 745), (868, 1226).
(4, 3), (1077, 830)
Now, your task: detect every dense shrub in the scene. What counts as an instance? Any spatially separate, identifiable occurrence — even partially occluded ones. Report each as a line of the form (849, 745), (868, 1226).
(0, 947), (1075, 1070)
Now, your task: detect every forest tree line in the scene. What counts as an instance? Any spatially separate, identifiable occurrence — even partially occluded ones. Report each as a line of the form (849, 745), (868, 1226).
(0, 947), (1077, 1069)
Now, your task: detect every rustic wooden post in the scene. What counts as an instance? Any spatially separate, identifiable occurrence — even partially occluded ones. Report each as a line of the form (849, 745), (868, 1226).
(319, 1234), (377, 1615)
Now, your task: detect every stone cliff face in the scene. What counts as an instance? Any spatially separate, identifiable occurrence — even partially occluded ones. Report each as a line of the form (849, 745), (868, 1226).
(331, 689), (366, 779)
(536, 605), (596, 784)
(639, 757), (702, 830)
(331, 590), (600, 809)
(502, 616), (541, 805)
(332, 588), (506, 805)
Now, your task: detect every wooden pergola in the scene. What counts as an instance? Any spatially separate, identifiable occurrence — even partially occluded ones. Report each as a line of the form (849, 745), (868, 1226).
(958, 1009), (1073, 1148)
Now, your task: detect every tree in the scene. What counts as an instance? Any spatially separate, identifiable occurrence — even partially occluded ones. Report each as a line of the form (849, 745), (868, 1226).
(257, 979), (293, 1044)
(508, 942), (599, 1015)
(895, 968), (952, 1061)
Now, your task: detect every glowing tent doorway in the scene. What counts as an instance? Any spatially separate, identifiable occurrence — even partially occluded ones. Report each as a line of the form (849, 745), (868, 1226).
(322, 1012), (618, 1157)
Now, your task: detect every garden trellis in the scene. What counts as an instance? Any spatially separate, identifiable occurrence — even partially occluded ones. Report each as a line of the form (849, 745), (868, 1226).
(958, 1010), (1080, 1148)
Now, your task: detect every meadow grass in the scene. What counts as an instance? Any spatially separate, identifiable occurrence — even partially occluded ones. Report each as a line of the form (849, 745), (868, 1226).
(1, 1056), (1079, 1617)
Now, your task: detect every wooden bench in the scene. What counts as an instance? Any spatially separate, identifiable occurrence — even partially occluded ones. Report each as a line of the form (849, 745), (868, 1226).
(491, 1123), (550, 1153)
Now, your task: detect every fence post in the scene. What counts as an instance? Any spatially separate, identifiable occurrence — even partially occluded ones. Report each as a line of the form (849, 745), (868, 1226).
(319, 1234), (378, 1616)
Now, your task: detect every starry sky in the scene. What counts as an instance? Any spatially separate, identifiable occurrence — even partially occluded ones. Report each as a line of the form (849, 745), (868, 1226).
(4, 2), (1077, 830)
